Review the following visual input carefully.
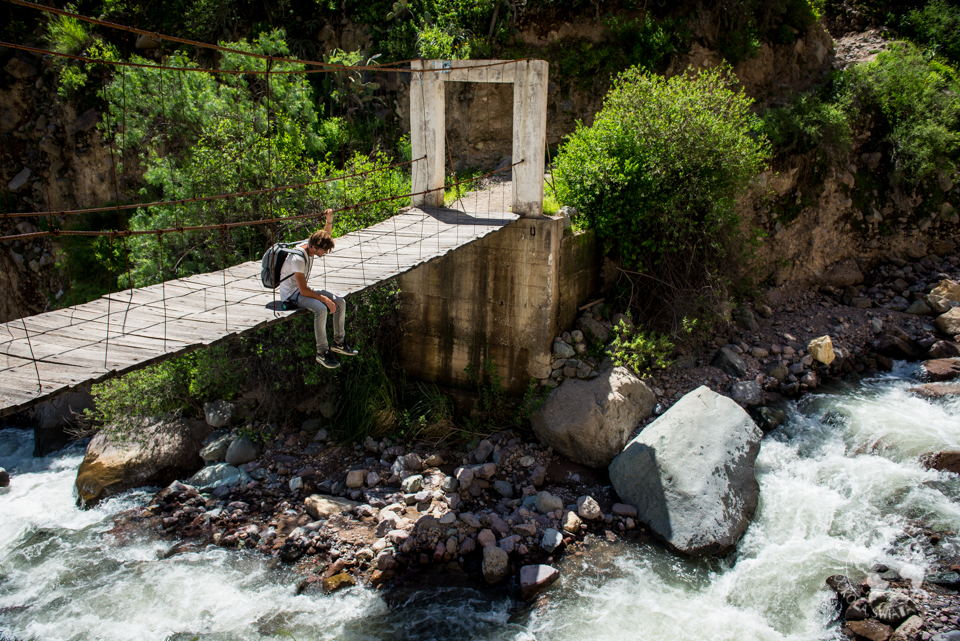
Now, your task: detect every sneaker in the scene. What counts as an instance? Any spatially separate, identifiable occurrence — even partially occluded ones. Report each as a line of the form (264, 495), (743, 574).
(331, 341), (359, 357)
(316, 351), (341, 369)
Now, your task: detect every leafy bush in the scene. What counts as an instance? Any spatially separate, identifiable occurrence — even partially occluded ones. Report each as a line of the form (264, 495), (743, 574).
(46, 10), (89, 56)
(904, 0), (960, 65)
(553, 66), (769, 332)
(88, 345), (241, 438)
(846, 41), (960, 184)
(759, 89), (853, 162)
(608, 321), (674, 372)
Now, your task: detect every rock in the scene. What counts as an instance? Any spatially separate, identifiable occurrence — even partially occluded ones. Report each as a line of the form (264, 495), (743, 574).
(424, 454), (444, 467)
(711, 347), (747, 378)
(322, 572), (355, 593)
(878, 328), (922, 360)
(753, 407), (785, 432)
(612, 503), (637, 517)
(289, 476), (303, 492)
(890, 615), (924, 641)
(401, 474), (423, 494)
(304, 494), (359, 520)
(910, 383), (960, 398)
(807, 336), (836, 366)
(905, 299), (933, 315)
(186, 462), (245, 491)
(75, 417), (211, 506)
(345, 470), (366, 488)
(199, 431), (232, 462)
(765, 361), (789, 382)
(531, 366), (656, 468)
(7, 167), (31, 193)
(577, 495), (602, 520)
(927, 294), (954, 314)
(868, 590), (918, 624)
(519, 564), (560, 599)
(535, 491), (563, 514)
(135, 33), (161, 49)
(846, 619), (894, 641)
(576, 316), (610, 343)
(730, 380), (763, 407)
(826, 574), (863, 608)
(552, 341), (575, 359)
(278, 541), (303, 563)
(5, 56), (37, 79)
(923, 359), (960, 381)
(403, 452), (423, 472)
(609, 386), (763, 556)
(68, 109), (99, 135)
(225, 437), (260, 466)
(936, 308), (960, 337)
(929, 341), (960, 359)
(540, 528), (563, 553)
(932, 633), (960, 641)
(920, 451), (960, 474)
(0, 467), (8, 487)
(846, 598), (870, 621)
(732, 307), (759, 332)
(931, 279), (960, 305)
(562, 510), (582, 533)
(493, 480), (514, 497)
(824, 259), (864, 288)
(475, 528), (496, 548)
(482, 546), (510, 585)
(872, 318), (884, 334)
(301, 418), (322, 433)
(473, 439), (494, 463)
(203, 400), (235, 428)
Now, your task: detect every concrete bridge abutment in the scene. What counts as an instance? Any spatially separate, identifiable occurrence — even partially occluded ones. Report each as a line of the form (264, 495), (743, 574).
(398, 218), (598, 395)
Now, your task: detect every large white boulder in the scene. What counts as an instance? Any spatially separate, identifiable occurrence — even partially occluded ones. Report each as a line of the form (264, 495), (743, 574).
(531, 366), (657, 468)
(608, 386), (763, 556)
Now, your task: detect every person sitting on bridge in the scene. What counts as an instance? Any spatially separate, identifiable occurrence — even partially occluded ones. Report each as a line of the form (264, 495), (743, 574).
(277, 208), (359, 369)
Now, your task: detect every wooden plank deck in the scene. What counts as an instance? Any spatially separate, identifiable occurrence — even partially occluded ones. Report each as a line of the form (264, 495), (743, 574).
(0, 205), (517, 417)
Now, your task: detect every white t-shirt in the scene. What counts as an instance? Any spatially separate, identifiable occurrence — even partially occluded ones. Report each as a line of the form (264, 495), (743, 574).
(277, 243), (313, 301)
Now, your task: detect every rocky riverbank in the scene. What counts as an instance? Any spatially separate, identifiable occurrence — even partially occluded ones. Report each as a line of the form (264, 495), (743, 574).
(79, 251), (960, 634)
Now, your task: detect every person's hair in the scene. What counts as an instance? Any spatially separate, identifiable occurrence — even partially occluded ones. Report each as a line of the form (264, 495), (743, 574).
(309, 230), (334, 251)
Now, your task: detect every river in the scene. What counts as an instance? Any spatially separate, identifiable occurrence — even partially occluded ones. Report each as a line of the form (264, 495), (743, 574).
(1, 362), (958, 640)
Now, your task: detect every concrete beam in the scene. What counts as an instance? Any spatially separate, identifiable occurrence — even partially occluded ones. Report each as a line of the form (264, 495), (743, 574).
(410, 60), (445, 208)
(512, 60), (548, 218)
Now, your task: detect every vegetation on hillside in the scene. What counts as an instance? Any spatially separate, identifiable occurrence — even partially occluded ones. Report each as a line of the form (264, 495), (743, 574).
(554, 66), (769, 335)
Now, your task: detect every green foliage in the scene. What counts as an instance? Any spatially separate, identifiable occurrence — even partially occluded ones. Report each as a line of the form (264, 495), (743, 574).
(463, 359), (511, 430)
(87, 345), (242, 438)
(554, 66), (768, 332)
(903, 0), (960, 65)
(759, 89), (853, 162)
(46, 9), (90, 56)
(608, 320), (674, 373)
(846, 41), (960, 184)
(713, 0), (819, 61)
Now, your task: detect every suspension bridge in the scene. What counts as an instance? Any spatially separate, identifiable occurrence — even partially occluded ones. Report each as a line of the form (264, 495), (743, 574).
(0, 2), (550, 417)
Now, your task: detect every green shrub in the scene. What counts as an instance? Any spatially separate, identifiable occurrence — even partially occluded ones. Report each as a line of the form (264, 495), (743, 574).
(608, 321), (674, 373)
(553, 65), (769, 332)
(904, 0), (960, 65)
(759, 89), (853, 162)
(46, 10), (89, 56)
(847, 42), (960, 184)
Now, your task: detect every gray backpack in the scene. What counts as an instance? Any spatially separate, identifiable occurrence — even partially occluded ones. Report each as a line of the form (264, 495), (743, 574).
(260, 243), (306, 289)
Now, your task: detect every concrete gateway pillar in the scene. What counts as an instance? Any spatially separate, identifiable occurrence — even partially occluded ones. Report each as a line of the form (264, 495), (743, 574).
(409, 59), (549, 217)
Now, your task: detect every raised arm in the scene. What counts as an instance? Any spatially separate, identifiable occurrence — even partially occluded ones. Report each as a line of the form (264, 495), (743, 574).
(324, 208), (333, 235)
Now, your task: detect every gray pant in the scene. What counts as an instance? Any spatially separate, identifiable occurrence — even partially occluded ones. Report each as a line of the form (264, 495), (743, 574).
(289, 290), (345, 355)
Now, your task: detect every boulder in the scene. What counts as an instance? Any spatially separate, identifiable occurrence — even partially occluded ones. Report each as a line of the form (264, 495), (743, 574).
(868, 590), (918, 624)
(531, 366), (656, 468)
(7, 167), (31, 193)
(752, 407), (786, 432)
(224, 436), (259, 466)
(928, 340), (960, 359)
(203, 400), (235, 428)
(823, 259), (864, 288)
(732, 307), (759, 332)
(711, 347), (747, 378)
(5, 55), (37, 79)
(807, 336), (836, 365)
(846, 620), (893, 641)
(878, 328), (922, 360)
(75, 417), (211, 506)
(910, 383), (960, 398)
(576, 316), (610, 343)
(304, 494), (359, 520)
(890, 616), (924, 641)
(186, 462), (246, 491)
(730, 380), (763, 407)
(931, 279), (960, 305)
(920, 451), (960, 474)
(519, 564), (560, 599)
(577, 495), (601, 520)
(936, 308), (960, 337)
(923, 359), (960, 381)
(905, 299), (933, 315)
(482, 545), (509, 585)
(608, 386), (763, 556)
(199, 431), (231, 462)
(0, 467), (8, 487)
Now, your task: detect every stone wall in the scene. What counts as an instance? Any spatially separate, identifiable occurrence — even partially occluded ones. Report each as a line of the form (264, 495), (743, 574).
(398, 217), (598, 395)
